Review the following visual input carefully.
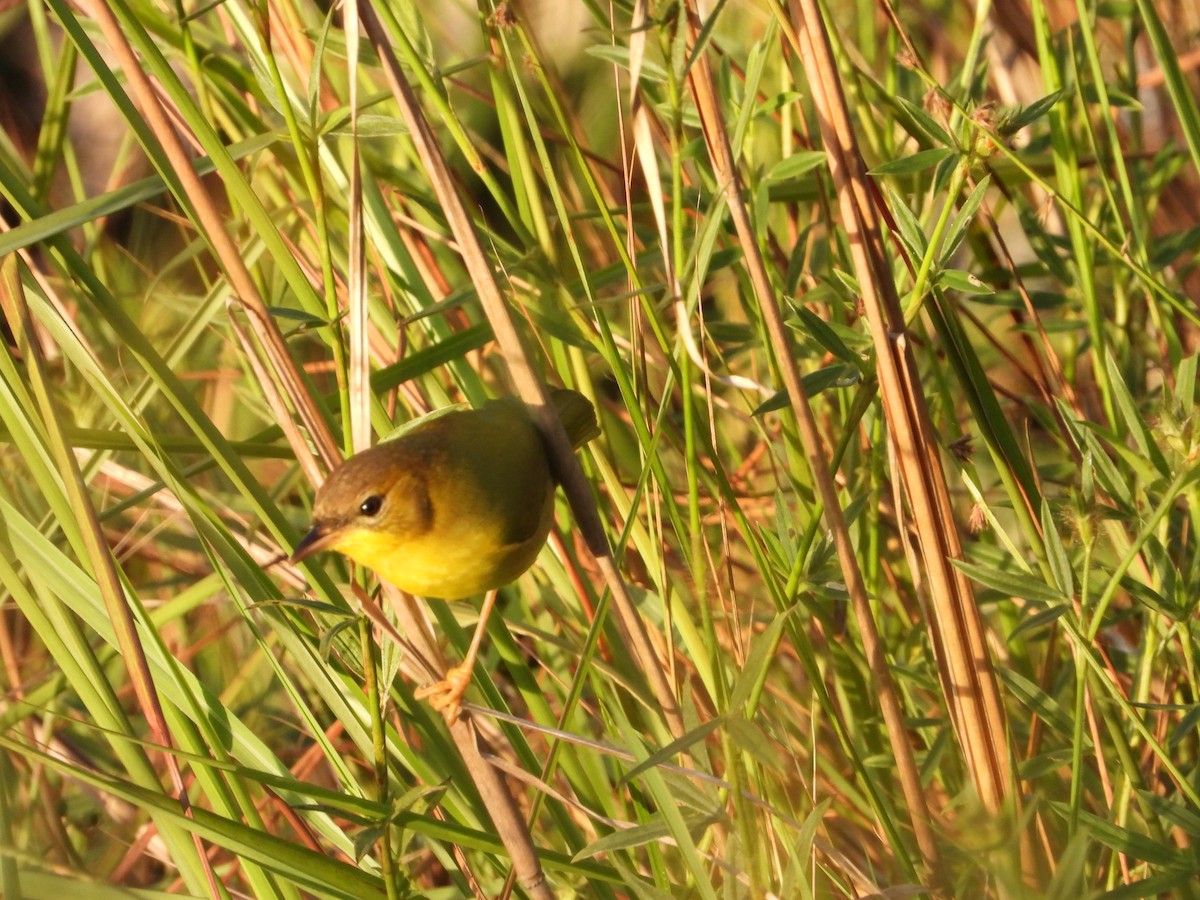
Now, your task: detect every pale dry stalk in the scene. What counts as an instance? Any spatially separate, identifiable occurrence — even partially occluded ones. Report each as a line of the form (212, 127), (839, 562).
(786, 0), (1014, 816)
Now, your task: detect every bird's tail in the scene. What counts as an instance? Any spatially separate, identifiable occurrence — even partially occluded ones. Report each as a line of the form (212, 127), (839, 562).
(550, 388), (600, 449)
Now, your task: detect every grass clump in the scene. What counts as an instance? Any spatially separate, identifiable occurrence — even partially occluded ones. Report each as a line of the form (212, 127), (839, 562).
(1, 0), (1200, 896)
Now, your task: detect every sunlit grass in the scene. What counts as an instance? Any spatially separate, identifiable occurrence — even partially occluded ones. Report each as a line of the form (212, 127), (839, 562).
(0, 0), (1199, 896)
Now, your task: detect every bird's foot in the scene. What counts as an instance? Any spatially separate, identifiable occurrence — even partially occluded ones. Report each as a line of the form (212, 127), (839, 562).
(414, 665), (472, 722)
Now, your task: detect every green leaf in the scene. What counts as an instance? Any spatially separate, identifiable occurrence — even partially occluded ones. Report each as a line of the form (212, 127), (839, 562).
(617, 719), (726, 787)
(574, 808), (721, 860)
(751, 364), (861, 415)
(371, 323), (493, 393)
(1058, 403), (1135, 510)
(1079, 84), (1142, 109)
(1009, 603), (1070, 640)
(790, 306), (862, 366)
(998, 88), (1069, 135)
(755, 91), (804, 117)
(1041, 499), (1073, 598)
(885, 184), (929, 258)
(1119, 575), (1184, 621)
(942, 175), (991, 261)
(586, 45), (668, 83)
(1082, 429), (1135, 509)
(324, 114), (409, 137)
(726, 717), (786, 772)
(1105, 351), (1170, 477)
(1097, 868), (1200, 899)
(1169, 704), (1200, 748)
(307, 6), (336, 123)
(1019, 747), (1075, 780)
(268, 305), (330, 326)
(951, 559), (1066, 604)
(1, 873), (190, 900)
(938, 268), (993, 294)
(1050, 803), (1188, 866)
(1174, 353), (1198, 414)
(870, 147), (957, 176)
(353, 824), (386, 863)
(1149, 225), (1200, 269)
(1000, 668), (1078, 737)
(1139, 790), (1200, 837)
(765, 151), (827, 182)
(730, 607), (798, 712)
(318, 617), (359, 661)
(1134, 0), (1200, 186)
(1044, 830), (1092, 900)
(893, 95), (954, 146)
(830, 267), (861, 296)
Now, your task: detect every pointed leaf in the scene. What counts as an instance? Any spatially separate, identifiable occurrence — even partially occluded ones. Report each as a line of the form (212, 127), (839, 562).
(870, 147), (956, 176)
(1041, 499), (1073, 598)
(765, 151), (827, 182)
(1105, 351), (1170, 477)
(951, 559), (1066, 604)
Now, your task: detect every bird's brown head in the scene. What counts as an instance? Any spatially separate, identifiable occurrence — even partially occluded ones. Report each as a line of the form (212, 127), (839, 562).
(289, 441), (436, 567)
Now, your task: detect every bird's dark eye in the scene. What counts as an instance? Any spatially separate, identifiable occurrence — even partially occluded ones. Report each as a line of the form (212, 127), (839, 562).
(359, 495), (384, 517)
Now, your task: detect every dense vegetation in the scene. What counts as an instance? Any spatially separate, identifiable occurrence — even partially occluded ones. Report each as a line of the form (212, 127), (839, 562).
(1, 0), (1200, 896)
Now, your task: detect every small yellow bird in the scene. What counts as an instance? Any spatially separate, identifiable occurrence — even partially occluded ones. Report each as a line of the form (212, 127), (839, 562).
(290, 388), (598, 717)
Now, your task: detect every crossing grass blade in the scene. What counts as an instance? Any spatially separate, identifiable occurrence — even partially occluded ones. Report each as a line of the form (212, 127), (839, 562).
(1, 0), (1199, 894)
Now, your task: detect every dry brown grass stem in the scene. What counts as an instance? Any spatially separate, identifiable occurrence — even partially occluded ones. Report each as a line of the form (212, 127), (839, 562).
(786, 0), (1014, 831)
(681, 0), (944, 887)
(226, 306), (325, 488)
(344, 0), (370, 457)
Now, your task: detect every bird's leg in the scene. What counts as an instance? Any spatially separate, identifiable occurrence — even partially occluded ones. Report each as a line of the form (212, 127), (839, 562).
(415, 589), (499, 722)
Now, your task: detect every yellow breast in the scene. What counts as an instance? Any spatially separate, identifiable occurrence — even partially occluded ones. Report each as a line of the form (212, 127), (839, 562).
(332, 490), (554, 600)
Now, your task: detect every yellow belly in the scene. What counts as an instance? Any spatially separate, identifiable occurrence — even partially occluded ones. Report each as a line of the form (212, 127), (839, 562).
(332, 495), (554, 599)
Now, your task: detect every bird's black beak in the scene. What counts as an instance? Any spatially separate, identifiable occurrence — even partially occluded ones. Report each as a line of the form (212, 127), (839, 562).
(289, 523), (338, 565)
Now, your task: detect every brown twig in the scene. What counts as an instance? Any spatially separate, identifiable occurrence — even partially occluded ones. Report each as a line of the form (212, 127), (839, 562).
(784, 0), (1024, 877)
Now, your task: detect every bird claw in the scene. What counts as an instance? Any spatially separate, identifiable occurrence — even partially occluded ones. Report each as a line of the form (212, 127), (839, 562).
(414, 665), (472, 722)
